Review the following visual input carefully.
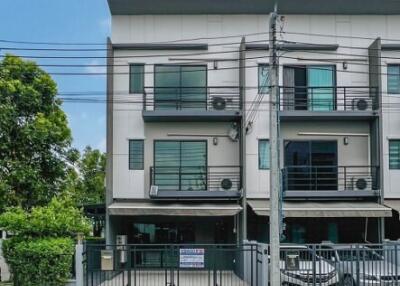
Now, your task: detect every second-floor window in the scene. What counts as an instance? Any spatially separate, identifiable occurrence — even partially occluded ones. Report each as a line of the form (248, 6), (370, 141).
(389, 140), (400, 169)
(388, 65), (400, 94)
(282, 65), (336, 111)
(130, 64), (144, 93)
(258, 64), (270, 94)
(129, 140), (144, 170)
(258, 139), (270, 170)
(154, 140), (207, 191)
(154, 65), (207, 110)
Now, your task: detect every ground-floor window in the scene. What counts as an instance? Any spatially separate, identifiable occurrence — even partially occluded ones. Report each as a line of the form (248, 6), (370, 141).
(247, 208), (380, 244)
(111, 216), (235, 244)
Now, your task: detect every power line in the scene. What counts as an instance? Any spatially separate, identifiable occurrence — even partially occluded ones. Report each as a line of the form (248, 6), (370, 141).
(282, 31), (400, 43)
(0, 31), (269, 46)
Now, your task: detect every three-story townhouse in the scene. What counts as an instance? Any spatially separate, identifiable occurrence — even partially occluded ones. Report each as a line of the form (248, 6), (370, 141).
(105, 0), (400, 245)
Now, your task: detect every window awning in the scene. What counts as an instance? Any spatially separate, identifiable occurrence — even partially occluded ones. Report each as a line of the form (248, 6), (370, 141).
(384, 200), (400, 214)
(248, 199), (392, 218)
(108, 201), (242, 216)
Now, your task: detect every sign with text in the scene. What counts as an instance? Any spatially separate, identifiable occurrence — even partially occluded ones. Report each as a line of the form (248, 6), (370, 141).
(179, 248), (205, 268)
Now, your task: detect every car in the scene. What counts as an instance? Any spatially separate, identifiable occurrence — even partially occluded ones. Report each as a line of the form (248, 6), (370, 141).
(278, 245), (339, 286)
(319, 244), (400, 285)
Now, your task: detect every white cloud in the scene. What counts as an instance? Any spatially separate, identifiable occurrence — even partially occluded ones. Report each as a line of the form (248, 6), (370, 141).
(97, 137), (107, 152)
(85, 59), (106, 76)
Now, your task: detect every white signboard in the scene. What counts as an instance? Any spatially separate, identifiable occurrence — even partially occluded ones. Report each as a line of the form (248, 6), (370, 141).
(179, 248), (205, 268)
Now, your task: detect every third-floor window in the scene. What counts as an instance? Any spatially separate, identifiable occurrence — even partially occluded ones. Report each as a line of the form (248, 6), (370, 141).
(388, 65), (400, 94)
(282, 65), (336, 111)
(154, 65), (207, 110)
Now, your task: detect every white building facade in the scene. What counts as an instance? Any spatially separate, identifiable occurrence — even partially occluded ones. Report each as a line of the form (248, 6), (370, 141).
(106, 0), (400, 245)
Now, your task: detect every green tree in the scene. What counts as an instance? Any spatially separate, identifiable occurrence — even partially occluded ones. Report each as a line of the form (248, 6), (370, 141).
(66, 146), (106, 205)
(0, 54), (72, 210)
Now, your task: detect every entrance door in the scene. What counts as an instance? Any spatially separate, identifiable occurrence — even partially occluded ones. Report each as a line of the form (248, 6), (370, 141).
(284, 141), (338, 190)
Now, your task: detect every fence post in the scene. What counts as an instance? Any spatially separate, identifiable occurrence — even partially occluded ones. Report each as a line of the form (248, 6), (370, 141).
(259, 243), (269, 286)
(75, 243), (84, 286)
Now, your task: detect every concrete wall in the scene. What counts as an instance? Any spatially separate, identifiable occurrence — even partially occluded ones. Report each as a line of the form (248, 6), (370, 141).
(110, 14), (400, 200)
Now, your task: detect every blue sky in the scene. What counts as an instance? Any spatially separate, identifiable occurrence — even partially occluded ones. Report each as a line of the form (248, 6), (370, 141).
(0, 0), (111, 152)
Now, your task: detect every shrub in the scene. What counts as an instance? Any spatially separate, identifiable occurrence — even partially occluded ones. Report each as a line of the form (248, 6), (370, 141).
(0, 197), (91, 285)
(3, 237), (74, 286)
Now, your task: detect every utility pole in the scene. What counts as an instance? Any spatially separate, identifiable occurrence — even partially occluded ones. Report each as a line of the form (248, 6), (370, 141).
(269, 9), (281, 286)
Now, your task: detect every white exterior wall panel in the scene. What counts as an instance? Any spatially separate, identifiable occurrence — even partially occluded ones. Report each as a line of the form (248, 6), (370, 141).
(110, 14), (400, 200)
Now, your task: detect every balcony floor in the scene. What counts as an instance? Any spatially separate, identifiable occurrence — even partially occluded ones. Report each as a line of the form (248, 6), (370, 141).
(279, 110), (378, 122)
(284, 190), (380, 199)
(150, 190), (241, 200)
(143, 110), (242, 122)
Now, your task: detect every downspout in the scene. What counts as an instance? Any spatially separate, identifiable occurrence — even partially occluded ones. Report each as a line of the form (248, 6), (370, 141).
(239, 37), (247, 243)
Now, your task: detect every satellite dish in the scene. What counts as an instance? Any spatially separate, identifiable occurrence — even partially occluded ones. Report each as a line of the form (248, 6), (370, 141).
(228, 123), (239, 141)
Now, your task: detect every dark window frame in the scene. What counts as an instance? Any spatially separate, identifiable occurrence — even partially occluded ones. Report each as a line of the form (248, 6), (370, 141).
(387, 64), (400, 94)
(129, 139), (144, 170)
(258, 139), (270, 170)
(389, 139), (400, 169)
(129, 64), (145, 94)
(153, 139), (208, 191)
(153, 64), (208, 110)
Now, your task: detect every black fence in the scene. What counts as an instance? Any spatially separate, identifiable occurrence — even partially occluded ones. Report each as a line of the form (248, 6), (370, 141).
(83, 242), (400, 286)
(279, 86), (379, 112)
(143, 86), (241, 111)
(150, 166), (242, 192)
(83, 243), (261, 286)
(282, 165), (380, 192)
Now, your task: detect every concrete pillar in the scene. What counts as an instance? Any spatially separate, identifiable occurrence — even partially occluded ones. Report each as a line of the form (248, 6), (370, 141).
(75, 243), (84, 286)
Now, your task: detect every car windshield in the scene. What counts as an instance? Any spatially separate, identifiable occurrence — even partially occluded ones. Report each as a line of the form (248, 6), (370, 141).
(280, 249), (316, 262)
(337, 249), (383, 261)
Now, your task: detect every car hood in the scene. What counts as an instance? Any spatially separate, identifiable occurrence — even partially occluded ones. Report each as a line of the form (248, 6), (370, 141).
(281, 260), (335, 275)
(342, 260), (400, 276)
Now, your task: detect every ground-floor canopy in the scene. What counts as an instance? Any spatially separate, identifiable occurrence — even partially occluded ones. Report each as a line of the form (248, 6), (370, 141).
(384, 199), (400, 215)
(247, 199), (392, 218)
(108, 201), (242, 216)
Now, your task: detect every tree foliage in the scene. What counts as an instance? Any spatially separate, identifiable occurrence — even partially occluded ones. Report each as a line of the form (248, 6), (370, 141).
(66, 146), (106, 205)
(0, 197), (91, 238)
(0, 54), (72, 210)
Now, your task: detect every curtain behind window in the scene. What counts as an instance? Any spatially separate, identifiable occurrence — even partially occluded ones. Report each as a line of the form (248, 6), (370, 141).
(307, 66), (335, 111)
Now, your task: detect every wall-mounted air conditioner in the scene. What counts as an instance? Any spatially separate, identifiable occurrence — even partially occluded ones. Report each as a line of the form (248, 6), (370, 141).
(351, 176), (372, 191)
(212, 96), (232, 110)
(351, 98), (371, 111)
(218, 177), (238, 192)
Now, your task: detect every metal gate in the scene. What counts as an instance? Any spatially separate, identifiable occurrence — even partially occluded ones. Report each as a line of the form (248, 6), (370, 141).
(83, 243), (262, 286)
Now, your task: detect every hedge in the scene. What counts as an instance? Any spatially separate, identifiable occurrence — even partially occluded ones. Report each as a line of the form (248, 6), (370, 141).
(3, 237), (74, 286)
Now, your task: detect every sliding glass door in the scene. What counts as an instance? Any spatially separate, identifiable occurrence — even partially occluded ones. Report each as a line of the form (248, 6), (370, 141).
(307, 66), (335, 111)
(154, 141), (207, 191)
(282, 65), (335, 111)
(154, 65), (207, 110)
(284, 141), (338, 190)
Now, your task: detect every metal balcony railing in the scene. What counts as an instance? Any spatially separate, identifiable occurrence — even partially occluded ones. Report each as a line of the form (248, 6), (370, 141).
(143, 86), (241, 111)
(150, 165), (242, 192)
(279, 86), (379, 112)
(282, 165), (380, 192)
